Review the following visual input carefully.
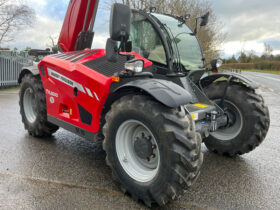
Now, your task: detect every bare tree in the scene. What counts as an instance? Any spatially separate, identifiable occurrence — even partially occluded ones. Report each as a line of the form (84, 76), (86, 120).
(46, 35), (58, 49)
(263, 42), (273, 59)
(0, 0), (35, 46)
(109, 0), (226, 61)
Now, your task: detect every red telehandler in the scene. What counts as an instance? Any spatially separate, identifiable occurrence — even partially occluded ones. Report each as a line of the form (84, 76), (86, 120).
(18, 0), (270, 207)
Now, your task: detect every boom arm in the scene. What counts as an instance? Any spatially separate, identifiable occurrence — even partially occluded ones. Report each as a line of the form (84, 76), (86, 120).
(58, 0), (99, 52)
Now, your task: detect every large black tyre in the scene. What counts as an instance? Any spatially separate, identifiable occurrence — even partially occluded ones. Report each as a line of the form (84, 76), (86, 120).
(103, 95), (203, 207)
(19, 74), (59, 137)
(204, 81), (270, 157)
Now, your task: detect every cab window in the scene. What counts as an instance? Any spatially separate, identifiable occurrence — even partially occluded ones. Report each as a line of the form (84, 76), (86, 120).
(130, 12), (167, 65)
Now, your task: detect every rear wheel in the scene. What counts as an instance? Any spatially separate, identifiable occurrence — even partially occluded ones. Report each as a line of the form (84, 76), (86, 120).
(19, 74), (58, 137)
(103, 95), (203, 206)
(204, 81), (270, 156)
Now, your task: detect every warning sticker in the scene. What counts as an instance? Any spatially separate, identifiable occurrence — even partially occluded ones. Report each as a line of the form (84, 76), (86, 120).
(191, 113), (199, 121)
(193, 104), (209, 108)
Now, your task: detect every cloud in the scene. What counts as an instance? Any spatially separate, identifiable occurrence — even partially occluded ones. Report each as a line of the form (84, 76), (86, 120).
(220, 41), (266, 56)
(5, 0), (280, 57)
(92, 33), (109, 49)
(6, 16), (62, 50)
(27, 0), (68, 19)
(213, 0), (280, 56)
(6, 0), (110, 50)
(273, 50), (280, 55)
(28, 0), (47, 7)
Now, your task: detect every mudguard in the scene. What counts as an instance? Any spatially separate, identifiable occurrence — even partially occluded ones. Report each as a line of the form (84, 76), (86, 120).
(115, 79), (193, 108)
(200, 72), (259, 89)
(18, 65), (40, 84)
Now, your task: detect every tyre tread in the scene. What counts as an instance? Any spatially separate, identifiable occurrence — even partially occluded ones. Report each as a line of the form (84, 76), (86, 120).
(102, 95), (203, 206)
(204, 81), (270, 157)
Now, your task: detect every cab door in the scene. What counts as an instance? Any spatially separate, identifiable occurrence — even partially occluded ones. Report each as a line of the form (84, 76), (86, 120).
(129, 12), (168, 68)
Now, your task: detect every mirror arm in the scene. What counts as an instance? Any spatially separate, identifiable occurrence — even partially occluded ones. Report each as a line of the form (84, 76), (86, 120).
(191, 18), (199, 36)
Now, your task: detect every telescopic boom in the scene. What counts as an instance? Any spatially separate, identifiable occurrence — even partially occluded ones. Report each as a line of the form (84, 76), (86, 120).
(57, 0), (99, 52)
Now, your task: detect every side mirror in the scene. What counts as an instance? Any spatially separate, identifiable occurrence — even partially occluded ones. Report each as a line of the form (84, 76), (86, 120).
(106, 4), (131, 62)
(200, 12), (209, 27)
(191, 12), (210, 35)
(109, 3), (131, 42)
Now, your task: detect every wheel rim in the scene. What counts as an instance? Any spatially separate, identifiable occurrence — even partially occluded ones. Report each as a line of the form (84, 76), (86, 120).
(116, 120), (160, 183)
(211, 100), (243, 141)
(23, 88), (37, 124)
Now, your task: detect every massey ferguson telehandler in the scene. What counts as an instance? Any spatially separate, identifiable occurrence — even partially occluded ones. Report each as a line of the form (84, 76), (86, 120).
(18, 0), (270, 207)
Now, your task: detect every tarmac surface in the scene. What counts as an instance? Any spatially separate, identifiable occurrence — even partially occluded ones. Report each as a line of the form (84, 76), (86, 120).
(0, 72), (279, 209)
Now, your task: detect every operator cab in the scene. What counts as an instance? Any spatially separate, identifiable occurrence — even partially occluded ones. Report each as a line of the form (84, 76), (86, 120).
(129, 10), (205, 75)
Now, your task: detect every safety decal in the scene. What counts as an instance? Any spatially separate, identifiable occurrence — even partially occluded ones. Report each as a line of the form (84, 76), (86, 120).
(47, 68), (100, 101)
(191, 113), (199, 121)
(193, 104), (209, 108)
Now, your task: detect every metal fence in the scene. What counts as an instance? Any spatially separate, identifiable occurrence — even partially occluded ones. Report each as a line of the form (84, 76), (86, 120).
(0, 52), (33, 88)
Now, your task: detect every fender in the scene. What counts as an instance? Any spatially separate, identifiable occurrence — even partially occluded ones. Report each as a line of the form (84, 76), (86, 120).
(18, 65), (40, 84)
(200, 72), (259, 89)
(114, 79), (193, 108)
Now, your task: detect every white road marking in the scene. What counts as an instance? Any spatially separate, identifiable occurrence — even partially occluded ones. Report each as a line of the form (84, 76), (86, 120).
(253, 74), (280, 83)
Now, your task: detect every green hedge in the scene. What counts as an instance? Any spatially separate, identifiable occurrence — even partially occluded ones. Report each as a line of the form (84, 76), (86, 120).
(222, 61), (280, 71)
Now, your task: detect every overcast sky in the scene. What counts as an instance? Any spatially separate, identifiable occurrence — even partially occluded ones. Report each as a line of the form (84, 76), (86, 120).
(6, 0), (280, 58)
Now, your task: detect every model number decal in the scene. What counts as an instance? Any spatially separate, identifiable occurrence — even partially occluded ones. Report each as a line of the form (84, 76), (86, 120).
(46, 89), (58, 98)
(47, 68), (100, 101)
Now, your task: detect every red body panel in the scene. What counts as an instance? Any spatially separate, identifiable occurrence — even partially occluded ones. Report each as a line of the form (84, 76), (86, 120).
(40, 49), (111, 133)
(39, 49), (152, 134)
(58, 0), (98, 52)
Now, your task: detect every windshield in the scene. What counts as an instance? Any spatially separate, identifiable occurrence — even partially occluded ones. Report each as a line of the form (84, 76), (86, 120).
(151, 13), (204, 70)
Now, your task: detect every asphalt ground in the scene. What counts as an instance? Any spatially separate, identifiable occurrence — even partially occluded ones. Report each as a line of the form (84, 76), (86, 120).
(0, 72), (279, 210)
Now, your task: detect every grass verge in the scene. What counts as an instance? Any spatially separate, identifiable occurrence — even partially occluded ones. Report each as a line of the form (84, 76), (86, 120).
(241, 69), (280, 75)
(0, 85), (19, 91)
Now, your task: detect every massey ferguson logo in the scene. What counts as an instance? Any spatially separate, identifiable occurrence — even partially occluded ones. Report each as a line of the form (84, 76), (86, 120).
(47, 67), (100, 102)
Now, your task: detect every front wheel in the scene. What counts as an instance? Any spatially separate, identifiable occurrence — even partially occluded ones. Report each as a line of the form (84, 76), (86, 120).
(103, 95), (203, 206)
(204, 81), (270, 157)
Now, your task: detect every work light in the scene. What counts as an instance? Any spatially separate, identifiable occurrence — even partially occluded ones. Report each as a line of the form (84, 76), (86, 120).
(125, 59), (144, 73)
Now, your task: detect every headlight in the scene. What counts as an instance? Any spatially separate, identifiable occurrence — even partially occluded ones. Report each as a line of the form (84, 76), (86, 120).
(124, 59), (144, 73)
(216, 59), (223, 68)
(211, 58), (223, 69)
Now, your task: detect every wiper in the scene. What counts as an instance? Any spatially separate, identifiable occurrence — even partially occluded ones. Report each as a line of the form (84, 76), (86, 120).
(176, 18), (185, 27)
(174, 15), (191, 27)
(175, 32), (193, 39)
